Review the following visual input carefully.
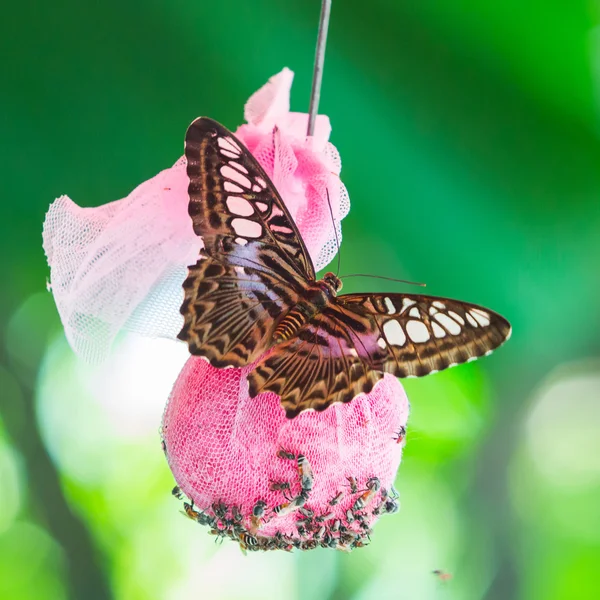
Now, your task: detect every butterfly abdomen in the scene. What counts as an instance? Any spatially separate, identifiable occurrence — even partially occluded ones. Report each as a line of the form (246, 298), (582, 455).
(273, 283), (332, 344)
(273, 303), (315, 344)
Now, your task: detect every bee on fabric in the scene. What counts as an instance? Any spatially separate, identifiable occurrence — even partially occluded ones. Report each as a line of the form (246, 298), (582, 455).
(269, 480), (291, 493)
(393, 426), (406, 444)
(300, 539), (318, 551)
(239, 532), (258, 549)
(329, 491), (343, 506)
(231, 505), (243, 523)
(272, 501), (296, 517)
(276, 448), (296, 461)
(366, 477), (381, 492)
(269, 480), (292, 500)
(212, 500), (228, 520)
(315, 512), (333, 522)
(182, 502), (200, 521)
(252, 500), (267, 519)
(383, 498), (399, 514)
(352, 496), (365, 511)
(297, 454), (314, 491)
(357, 476), (381, 509)
(292, 489), (310, 508)
(346, 476), (359, 494)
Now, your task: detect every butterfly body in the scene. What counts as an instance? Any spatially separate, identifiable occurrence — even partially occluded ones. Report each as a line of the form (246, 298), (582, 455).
(273, 272), (341, 343)
(179, 118), (512, 418)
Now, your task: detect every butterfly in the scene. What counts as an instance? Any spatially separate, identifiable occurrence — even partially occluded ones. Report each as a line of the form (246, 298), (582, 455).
(178, 118), (511, 418)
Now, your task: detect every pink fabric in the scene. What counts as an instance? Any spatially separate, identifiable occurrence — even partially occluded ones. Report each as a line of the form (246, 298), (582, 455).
(42, 68), (349, 362)
(162, 358), (408, 549)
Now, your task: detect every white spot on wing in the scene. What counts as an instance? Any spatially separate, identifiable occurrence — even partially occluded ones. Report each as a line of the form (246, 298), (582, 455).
(218, 136), (241, 154)
(432, 322), (446, 338)
(435, 313), (462, 335)
(224, 181), (244, 193)
(220, 149), (239, 159)
(235, 237), (248, 246)
(409, 307), (420, 318)
(433, 301), (446, 310)
(270, 225), (293, 234)
(231, 218), (262, 238)
(465, 312), (478, 327)
(401, 298), (416, 313)
(235, 266), (245, 275)
(383, 320), (406, 346)
(228, 161), (249, 174)
(377, 337), (387, 349)
(220, 165), (251, 188)
(349, 348), (358, 357)
(226, 196), (254, 216)
(406, 320), (430, 343)
(470, 309), (491, 327)
(384, 297), (396, 314)
(448, 311), (465, 325)
(255, 202), (268, 212)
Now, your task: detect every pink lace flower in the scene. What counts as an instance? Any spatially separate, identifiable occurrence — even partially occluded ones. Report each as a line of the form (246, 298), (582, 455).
(43, 68), (410, 551)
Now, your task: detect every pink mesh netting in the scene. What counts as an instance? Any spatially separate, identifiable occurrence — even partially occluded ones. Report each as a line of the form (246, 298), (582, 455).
(42, 68), (350, 362)
(162, 359), (409, 552)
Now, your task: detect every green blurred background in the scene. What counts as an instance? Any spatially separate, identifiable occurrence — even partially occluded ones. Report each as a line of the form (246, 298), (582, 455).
(1, 1), (599, 598)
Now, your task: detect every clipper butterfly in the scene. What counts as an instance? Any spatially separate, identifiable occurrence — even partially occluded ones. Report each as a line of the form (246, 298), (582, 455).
(178, 118), (511, 418)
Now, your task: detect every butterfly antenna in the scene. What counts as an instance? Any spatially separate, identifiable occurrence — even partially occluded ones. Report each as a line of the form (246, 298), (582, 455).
(325, 188), (341, 277)
(340, 274), (427, 287)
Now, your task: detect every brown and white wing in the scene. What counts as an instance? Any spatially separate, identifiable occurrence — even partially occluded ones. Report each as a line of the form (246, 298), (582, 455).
(178, 117), (315, 367)
(338, 293), (511, 377)
(247, 294), (511, 418)
(184, 117), (314, 278)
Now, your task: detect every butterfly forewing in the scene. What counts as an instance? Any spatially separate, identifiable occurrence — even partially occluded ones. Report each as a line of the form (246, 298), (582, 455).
(184, 117), (314, 278)
(339, 293), (511, 376)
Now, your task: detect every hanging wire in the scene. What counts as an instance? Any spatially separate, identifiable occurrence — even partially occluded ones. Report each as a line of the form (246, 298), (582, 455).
(307, 0), (333, 137)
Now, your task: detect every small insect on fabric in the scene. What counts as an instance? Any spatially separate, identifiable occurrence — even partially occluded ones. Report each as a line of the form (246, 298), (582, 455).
(178, 118), (512, 418)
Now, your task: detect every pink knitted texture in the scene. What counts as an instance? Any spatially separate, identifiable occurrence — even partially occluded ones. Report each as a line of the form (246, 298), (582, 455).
(162, 359), (408, 551)
(42, 68), (349, 362)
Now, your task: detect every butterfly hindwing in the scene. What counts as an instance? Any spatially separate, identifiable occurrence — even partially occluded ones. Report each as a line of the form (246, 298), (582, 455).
(248, 293), (511, 417)
(178, 249), (304, 367)
(247, 305), (386, 417)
